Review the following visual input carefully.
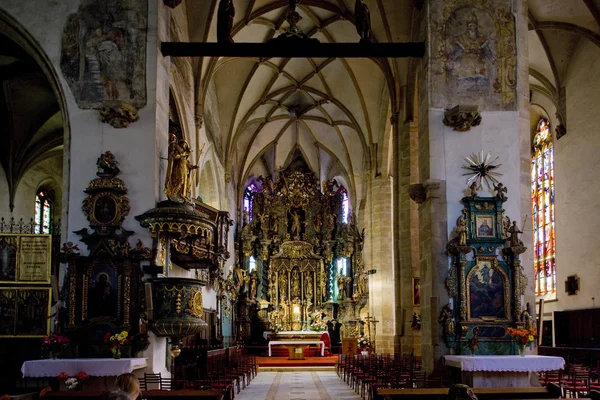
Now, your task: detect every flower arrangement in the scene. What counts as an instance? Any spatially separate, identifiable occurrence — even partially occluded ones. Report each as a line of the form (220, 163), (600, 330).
(272, 323), (283, 333)
(358, 334), (371, 349)
(309, 322), (327, 332)
(57, 371), (88, 391)
(104, 330), (133, 359)
(42, 334), (70, 357)
(507, 327), (537, 355)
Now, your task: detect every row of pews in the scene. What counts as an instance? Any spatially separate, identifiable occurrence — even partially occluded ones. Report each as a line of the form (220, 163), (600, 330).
(335, 353), (575, 400)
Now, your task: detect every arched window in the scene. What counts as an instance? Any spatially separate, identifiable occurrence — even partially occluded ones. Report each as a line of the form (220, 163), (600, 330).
(34, 190), (52, 234)
(339, 187), (349, 224)
(243, 183), (257, 221)
(531, 119), (556, 298)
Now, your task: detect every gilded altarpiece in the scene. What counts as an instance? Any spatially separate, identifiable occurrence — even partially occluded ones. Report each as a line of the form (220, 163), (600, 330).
(235, 163), (367, 344)
(445, 194), (527, 355)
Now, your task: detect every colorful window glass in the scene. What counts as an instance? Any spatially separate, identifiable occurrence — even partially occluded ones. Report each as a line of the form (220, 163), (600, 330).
(340, 187), (349, 224)
(531, 119), (556, 297)
(34, 190), (52, 234)
(243, 183), (257, 221)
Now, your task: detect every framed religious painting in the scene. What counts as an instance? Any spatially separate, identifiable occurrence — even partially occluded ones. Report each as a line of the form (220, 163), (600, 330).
(466, 257), (510, 321)
(412, 278), (421, 306)
(0, 287), (51, 337)
(475, 215), (495, 238)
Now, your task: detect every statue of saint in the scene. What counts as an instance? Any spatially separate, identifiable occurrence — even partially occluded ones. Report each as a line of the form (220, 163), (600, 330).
(313, 213), (323, 233)
(356, 269), (368, 295)
(508, 220), (522, 247)
(279, 273), (287, 300)
(291, 269), (300, 298)
(456, 211), (468, 246)
(354, 0), (371, 42)
(337, 271), (347, 301)
(217, 0), (235, 43)
(521, 302), (533, 330)
(305, 273), (313, 298)
(249, 270), (258, 300)
(164, 134), (202, 203)
(290, 210), (302, 238)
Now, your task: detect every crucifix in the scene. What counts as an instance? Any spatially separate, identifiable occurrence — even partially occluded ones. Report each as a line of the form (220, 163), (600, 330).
(364, 313), (379, 353)
(162, 0), (425, 59)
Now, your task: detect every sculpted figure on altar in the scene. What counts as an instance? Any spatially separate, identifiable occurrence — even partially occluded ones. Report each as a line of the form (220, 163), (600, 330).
(337, 271), (347, 301)
(305, 273), (314, 298)
(291, 269), (301, 298)
(290, 210), (302, 238)
(279, 273), (288, 300)
(457, 211), (468, 246)
(249, 270), (258, 300)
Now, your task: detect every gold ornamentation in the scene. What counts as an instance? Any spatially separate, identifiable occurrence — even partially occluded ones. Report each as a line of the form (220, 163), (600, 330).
(185, 288), (203, 318)
(99, 101), (139, 128)
(165, 136), (203, 204)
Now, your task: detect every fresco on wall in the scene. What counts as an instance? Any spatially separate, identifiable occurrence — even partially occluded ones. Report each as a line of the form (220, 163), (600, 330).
(430, 0), (516, 110)
(60, 0), (148, 109)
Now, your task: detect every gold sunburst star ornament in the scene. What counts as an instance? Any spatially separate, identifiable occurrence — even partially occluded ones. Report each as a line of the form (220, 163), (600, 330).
(462, 151), (502, 191)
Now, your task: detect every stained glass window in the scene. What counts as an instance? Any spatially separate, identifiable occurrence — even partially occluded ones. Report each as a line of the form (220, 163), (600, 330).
(249, 256), (256, 272)
(34, 190), (51, 234)
(531, 119), (556, 298)
(340, 187), (349, 224)
(243, 183), (257, 221)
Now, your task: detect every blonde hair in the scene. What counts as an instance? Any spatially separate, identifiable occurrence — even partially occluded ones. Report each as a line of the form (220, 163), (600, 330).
(114, 373), (141, 400)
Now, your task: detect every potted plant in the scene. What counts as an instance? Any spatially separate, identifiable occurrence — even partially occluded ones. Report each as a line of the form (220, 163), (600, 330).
(507, 327), (537, 356)
(104, 330), (134, 359)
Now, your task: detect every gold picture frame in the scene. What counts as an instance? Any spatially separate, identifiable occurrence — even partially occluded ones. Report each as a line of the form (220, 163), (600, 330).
(466, 257), (510, 322)
(475, 215), (495, 238)
(0, 234), (51, 284)
(0, 287), (51, 337)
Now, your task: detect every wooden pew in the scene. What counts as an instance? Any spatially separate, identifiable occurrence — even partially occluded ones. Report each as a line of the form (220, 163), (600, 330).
(377, 387), (562, 400)
(41, 389), (224, 400)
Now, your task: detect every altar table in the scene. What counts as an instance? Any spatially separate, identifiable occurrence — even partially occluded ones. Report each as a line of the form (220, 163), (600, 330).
(21, 358), (148, 377)
(268, 340), (325, 359)
(444, 355), (565, 388)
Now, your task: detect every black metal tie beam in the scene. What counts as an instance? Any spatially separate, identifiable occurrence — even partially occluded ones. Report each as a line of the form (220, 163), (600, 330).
(161, 41), (426, 58)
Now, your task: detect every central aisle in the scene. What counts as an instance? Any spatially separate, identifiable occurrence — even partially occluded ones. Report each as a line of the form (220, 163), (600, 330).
(236, 371), (361, 400)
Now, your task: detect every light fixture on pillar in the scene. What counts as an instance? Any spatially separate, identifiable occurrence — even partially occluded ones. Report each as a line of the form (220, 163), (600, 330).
(443, 105), (481, 132)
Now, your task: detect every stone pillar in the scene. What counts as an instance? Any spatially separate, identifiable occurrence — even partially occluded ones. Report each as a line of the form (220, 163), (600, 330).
(412, 0), (531, 370)
(367, 175), (395, 353)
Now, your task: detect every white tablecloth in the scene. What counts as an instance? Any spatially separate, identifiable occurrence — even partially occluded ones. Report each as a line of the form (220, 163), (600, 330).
(263, 330), (328, 340)
(268, 340), (325, 356)
(444, 355), (565, 372)
(21, 358), (148, 377)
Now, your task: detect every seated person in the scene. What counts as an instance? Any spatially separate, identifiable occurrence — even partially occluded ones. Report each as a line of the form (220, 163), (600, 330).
(115, 373), (142, 400)
(101, 391), (131, 400)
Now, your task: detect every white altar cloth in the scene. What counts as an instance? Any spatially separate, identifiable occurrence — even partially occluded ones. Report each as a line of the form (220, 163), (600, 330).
(263, 330), (328, 340)
(444, 355), (565, 372)
(268, 340), (325, 357)
(21, 358), (148, 378)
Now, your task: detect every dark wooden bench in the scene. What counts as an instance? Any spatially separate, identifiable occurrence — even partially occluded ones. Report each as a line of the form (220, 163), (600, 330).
(41, 389), (224, 400)
(378, 387), (562, 400)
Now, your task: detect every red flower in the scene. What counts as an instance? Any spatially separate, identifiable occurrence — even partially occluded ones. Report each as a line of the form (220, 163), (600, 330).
(521, 337), (528, 344)
(74, 371), (89, 380)
(57, 372), (69, 381)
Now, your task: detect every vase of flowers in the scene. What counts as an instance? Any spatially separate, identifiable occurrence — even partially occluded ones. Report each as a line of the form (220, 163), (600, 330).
(272, 323), (283, 333)
(57, 371), (88, 391)
(358, 334), (371, 353)
(42, 334), (70, 359)
(309, 322), (327, 332)
(507, 327), (536, 357)
(104, 330), (133, 359)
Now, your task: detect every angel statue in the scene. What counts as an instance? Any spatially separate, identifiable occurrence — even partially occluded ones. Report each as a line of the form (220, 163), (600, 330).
(164, 134), (201, 203)
(217, 0), (235, 43)
(355, 0), (372, 42)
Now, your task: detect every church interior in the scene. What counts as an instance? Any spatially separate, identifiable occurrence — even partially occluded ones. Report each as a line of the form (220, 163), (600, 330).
(1, 0), (600, 398)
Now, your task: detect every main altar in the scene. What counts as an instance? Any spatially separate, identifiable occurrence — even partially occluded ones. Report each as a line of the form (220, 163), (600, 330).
(227, 159), (370, 349)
